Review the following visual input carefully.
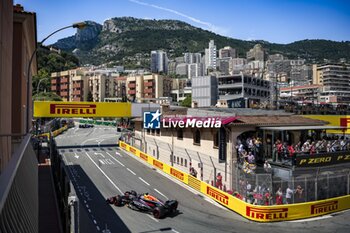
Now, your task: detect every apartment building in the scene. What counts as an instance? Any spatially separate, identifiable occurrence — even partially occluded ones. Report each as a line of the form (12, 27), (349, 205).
(0, 3), (38, 232)
(114, 76), (127, 99)
(86, 71), (115, 102)
(313, 63), (350, 103)
(279, 84), (321, 102)
(51, 68), (88, 101)
(126, 74), (172, 102)
(219, 46), (236, 59)
(170, 78), (191, 102)
(246, 44), (266, 62)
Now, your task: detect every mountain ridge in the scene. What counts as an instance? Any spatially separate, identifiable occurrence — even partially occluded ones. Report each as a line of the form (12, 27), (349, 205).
(53, 17), (350, 66)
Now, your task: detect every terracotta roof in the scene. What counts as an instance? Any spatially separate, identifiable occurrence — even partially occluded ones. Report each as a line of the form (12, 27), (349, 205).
(230, 115), (328, 126)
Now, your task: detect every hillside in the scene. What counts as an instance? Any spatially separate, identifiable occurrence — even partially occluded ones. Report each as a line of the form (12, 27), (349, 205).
(53, 17), (350, 66)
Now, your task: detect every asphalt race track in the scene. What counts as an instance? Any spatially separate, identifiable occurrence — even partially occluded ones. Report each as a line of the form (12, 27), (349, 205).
(55, 125), (350, 233)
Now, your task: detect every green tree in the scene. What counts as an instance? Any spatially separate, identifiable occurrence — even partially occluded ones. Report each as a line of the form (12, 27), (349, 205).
(181, 95), (192, 107)
(33, 92), (62, 101)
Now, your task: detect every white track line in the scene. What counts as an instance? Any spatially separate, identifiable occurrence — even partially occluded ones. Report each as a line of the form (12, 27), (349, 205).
(172, 229), (180, 233)
(127, 168), (136, 175)
(106, 152), (125, 167)
(147, 215), (159, 222)
(85, 152), (123, 195)
(154, 188), (168, 199)
(138, 177), (150, 186)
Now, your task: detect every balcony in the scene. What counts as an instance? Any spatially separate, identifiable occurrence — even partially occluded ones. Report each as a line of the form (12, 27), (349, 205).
(60, 91), (68, 97)
(144, 88), (153, 94)
(61, 77), (68, 83)
(51, 79), (57, 84)
(128, 83), (136, 88)
(73, 90), (81, 95)
(0, 135), (38, 233)
(73, 83), (81, 88)
(128, 89), (136, 95)
(144, 81), (154, 87)
(60, 84), (68, 90)
(51, 86), (57, 91)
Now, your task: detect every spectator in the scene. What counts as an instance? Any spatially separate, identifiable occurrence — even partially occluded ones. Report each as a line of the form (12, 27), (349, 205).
(264, 160), (271, 173)
(216, 172), (223, 190)
(247, 151), (255, 164)
(288, 144), (295, 158)
(276, 140), (283, 162)
(275, 187), (283, 205)
(286, 186), (294, 204)
(190, 167), (197, 178)
(295, 185), (304, 203)
(310, 142), (316, 155)
(264, 190), (272, 206)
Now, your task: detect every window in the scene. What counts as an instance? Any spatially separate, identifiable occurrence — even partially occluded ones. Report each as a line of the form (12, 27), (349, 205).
(181, 158), (183, 166)
(193, 129), (201, 145)
(156, 129), (160, 136)
(213, 131), (219, 148)
(184, 159), (187, 167)
(177, 128), (183, 140)
(177, 157), (179, 164)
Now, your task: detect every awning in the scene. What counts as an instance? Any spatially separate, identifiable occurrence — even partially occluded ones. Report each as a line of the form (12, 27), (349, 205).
(259, 125), (348, 131)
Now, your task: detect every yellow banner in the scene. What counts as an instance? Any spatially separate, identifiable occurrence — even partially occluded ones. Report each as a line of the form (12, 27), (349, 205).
(119, 141), (350, 222)
(34, 101), (132, 118)
(303, 115), (350, 134)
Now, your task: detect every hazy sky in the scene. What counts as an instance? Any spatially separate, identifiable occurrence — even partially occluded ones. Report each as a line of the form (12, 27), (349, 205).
(16, 0), (350, 45)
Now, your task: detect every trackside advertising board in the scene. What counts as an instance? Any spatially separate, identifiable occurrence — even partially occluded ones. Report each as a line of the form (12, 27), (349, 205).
(303, 115), (350, 134)
(34, 101), (132, 118)
(119, 141), (350, 222)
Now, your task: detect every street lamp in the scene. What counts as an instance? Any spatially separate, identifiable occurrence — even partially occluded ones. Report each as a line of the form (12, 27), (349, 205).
(26, 22), (89, 133)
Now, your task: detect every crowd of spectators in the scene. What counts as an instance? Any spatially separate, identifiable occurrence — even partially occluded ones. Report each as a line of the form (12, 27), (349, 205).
(236, 134), (350, 166)
(272, 135), (350, 162)
(233, 180), (305, 205)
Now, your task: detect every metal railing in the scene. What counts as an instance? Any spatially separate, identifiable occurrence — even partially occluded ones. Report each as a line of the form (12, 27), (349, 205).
(0, 134), (38, 233)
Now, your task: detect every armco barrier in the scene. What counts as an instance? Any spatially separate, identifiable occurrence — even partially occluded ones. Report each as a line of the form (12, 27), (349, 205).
(119, 141), (350, 222)
(37, 125), (68, 139)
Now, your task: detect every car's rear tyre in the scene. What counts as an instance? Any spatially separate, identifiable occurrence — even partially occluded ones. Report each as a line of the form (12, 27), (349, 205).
(114, 195), (123, 206)
(153, 206), (166, 219)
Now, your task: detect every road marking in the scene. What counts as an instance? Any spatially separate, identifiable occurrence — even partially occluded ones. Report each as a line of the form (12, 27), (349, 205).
(171, 229), (180, 233)
(139, 177), (150, 186)
(105, 152), (125, 167)
(96, 226), (100, 231)
(127, 168), (136, 175)
(154, 189), (168, 199)
(93, 220), (97, 224)
(146, 215), (159, 222)
(86, 204), (89, 208)
(88, 209), (91, 213)
(99, 160), (105, 165)
(115, 151), (123, 157)
(85, 152), (123, 195)
(95, 152), (105, 158)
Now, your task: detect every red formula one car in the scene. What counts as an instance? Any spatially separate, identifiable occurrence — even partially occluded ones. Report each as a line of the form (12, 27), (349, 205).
(106, 190), (178, 219)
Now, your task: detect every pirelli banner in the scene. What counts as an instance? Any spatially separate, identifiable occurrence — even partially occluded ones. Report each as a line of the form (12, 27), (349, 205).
(34, 101), (132, 118)
(296, 153), (350, 167)
(119, 141), (350, 222)
(303, 115), (350, 134)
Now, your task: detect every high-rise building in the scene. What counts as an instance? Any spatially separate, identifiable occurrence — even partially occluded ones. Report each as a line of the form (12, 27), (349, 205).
(205, 40), (217, 70)
(219, 46), (236, 59)
(230, 58), (247, 74)
(184, 52), (202, 64)
(151, 50), (168, 73)
(176, 63), (188, 76)
(313, 63), (350, 103)
(188, 63), (205, 79)
(192, 76), (218, 107)
(217, 58), (231, 75)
